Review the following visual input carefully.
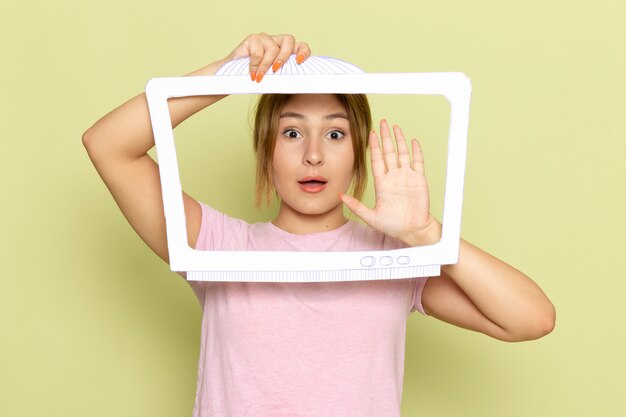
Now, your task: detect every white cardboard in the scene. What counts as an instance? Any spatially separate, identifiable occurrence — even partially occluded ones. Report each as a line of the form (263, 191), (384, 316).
(145, 55), (471, 282)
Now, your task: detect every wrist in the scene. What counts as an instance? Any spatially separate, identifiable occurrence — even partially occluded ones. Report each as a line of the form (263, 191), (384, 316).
(400, 216), (442, 247)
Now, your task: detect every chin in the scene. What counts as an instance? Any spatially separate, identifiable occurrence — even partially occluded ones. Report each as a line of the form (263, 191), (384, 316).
(285, 200), (342, 217)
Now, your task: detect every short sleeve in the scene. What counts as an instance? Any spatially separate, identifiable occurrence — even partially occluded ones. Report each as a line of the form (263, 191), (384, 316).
(410, 277), (430, 316)
(187, 201), (235, 307)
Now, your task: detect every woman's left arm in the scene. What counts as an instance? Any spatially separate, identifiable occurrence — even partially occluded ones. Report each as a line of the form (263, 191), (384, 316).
(341, 120), (555, 342)
(422, 231), (555, 342)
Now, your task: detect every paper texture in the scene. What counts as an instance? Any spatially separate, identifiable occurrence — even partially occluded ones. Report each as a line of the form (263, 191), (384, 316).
(145, 55), (472, 282)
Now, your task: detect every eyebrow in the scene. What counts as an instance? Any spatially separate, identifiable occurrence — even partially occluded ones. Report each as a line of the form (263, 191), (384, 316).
(279, 112), (348, 120)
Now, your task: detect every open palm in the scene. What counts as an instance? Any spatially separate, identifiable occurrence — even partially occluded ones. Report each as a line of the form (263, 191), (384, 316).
(341, 119), (439, 246)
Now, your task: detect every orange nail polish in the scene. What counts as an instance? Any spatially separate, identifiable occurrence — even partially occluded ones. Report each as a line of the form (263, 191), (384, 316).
(250, 71), (257, 82)
(272, 60), (282, 72)
(296, 54), (304, 64)
(256, 72), (264, 83)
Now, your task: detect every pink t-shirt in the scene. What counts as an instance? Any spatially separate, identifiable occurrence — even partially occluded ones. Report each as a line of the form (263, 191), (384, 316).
(190, 202), (429, 417)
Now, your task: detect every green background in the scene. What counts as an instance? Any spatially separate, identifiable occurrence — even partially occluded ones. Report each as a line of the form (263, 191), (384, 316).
(1, 0), (624, 416)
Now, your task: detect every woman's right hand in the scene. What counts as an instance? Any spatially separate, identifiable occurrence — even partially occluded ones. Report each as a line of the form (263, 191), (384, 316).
(82, 33), (309, 268)
(224, 33), (311, 82)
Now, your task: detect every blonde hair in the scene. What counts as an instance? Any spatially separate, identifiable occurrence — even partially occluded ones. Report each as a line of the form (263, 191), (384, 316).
(252, 94), (372, 207)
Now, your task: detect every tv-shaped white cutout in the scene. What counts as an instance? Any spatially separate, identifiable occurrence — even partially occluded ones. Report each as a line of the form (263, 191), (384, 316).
(145, 55), (471, 282)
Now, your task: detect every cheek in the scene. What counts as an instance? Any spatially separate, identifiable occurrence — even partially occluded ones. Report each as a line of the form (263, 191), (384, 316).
(339, 145), (356, 178)
(271, 145), (290, 185)
(270, 159), (281, 187)
(325, 151), (355, 191)
(271, 142), (284, 170)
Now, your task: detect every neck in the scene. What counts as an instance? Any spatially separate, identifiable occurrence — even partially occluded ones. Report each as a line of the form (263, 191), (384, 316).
(272, 202), (348, 235)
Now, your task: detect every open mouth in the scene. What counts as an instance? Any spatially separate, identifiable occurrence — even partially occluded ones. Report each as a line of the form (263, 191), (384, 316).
(298, 177), (328, 193)
(298, 180), (327, 186)
(298, 176), (328, 185)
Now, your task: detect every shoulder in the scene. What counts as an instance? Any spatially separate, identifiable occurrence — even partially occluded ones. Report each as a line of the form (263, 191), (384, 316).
(194, 201), (253, 251)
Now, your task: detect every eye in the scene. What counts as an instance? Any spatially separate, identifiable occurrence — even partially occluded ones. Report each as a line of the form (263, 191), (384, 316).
(283, 128), (302, 139)
(326, 130), (345, 140)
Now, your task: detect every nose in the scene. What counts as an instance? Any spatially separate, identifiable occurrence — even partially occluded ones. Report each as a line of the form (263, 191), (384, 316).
(303, 138), (323, 166)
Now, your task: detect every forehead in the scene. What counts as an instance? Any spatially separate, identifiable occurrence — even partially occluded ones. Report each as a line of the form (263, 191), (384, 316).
(281, 94), (347, 115)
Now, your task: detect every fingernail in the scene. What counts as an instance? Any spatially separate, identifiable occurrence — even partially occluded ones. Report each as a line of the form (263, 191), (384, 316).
(256, 72), (265, 83)
(296, 54), (305, 64)
(272, 60), (283, 72)
(250, 71), (257, 82)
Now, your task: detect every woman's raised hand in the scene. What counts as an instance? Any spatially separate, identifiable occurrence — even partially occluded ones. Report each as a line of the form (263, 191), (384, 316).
(225, 33), (311, 82)
(340, 120), (441, 246)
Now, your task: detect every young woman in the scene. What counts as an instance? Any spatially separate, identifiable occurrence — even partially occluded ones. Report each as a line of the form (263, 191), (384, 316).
(83, 33), (555, 417)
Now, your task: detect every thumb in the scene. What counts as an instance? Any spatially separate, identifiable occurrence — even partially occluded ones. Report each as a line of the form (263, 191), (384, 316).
(339, 194), (375, 226)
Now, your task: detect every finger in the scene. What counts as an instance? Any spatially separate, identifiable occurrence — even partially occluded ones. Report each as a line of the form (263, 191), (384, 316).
(379, 119), (398, 170)
(227, 33), (261, 62)
(270, 34), (296, 73)
(369, 130), (386, 179)
(245, 34), (266, 81)
(339, 194), (376, 227)
(294, 42), (312, 64)
(254, 38), (281, 82)
(393, 125), (411, 168)
(411, 138), (425, 175)
(245, 34), (280, 82)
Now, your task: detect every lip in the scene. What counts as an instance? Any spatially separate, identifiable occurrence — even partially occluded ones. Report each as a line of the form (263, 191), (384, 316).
(298, 176), (328, 194)
(299, 176), (328, 183)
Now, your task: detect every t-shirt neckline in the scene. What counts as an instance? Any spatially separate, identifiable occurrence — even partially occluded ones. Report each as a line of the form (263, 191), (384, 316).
(267, 219), (355, 240)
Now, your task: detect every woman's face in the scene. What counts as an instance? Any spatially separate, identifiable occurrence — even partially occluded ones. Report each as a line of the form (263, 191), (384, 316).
(272, 94), (355, 222)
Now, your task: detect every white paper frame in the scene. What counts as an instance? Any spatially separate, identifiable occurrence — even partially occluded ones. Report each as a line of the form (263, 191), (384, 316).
(146, 69), (471, 282)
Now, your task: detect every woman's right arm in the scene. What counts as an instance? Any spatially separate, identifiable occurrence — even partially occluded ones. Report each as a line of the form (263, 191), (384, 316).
(82, 33), (310, 264)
